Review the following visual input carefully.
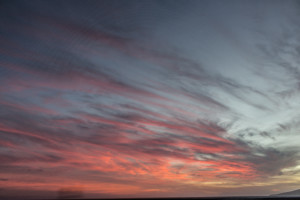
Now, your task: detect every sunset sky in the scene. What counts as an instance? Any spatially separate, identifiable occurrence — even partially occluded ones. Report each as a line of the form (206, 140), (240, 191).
(1, 0), (300, 199)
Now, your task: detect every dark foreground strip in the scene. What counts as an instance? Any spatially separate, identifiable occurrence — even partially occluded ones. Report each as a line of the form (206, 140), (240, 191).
(46, 197), (300, 200)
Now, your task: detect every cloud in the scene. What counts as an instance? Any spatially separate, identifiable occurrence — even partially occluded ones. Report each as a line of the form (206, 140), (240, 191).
(1, 0), (300, 198)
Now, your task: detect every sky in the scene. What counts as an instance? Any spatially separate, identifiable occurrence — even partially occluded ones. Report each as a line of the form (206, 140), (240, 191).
(1, 0), (300, 199)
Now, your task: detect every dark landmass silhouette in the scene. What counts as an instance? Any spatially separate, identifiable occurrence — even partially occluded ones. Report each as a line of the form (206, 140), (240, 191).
(272, 189), (300, 196)
(63, 196), (300, 200)
(107, 197), (300, 200)
(57, 187), (83, 199)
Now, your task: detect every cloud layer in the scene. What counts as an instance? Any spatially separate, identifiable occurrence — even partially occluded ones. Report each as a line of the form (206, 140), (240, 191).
(1, 0), (300, 198)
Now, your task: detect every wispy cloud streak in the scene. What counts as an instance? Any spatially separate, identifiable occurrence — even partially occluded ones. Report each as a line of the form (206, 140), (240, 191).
(1, 0), (300, 198)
